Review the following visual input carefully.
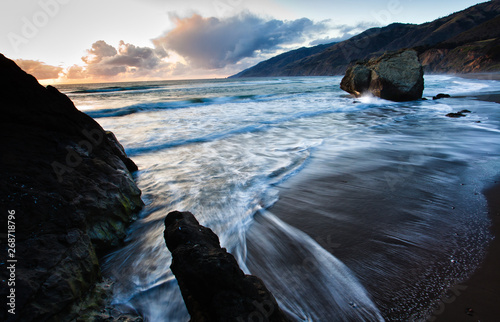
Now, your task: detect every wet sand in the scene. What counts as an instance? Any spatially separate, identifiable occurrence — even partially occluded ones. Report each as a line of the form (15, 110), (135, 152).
(432, 87), (500, 321)
(433, 182), (500, 322)
(269, 160), (500, 321)
(268, 156), (490, 320)
(268, 89), (500, 320)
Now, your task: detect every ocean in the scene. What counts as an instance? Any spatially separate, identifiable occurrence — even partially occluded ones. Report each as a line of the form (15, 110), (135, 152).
(57, 75), (500, 321)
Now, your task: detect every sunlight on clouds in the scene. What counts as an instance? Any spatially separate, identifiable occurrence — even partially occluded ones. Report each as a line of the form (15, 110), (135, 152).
(163, 50), (187, 66)
(152, 12), (329, 69)
(15, 59), (63, 80)
(33, 11), (333, 83)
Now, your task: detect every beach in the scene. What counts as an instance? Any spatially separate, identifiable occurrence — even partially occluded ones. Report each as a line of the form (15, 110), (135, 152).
(53, 75), (500, 321)
(433, 91), (500, 321)
(267, 88), (500, 320)
(4, 0), (500, 319)
(432, 181), (500, 322)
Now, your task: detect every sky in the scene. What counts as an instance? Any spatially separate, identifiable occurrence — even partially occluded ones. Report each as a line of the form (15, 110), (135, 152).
(0, 0), (485, 83)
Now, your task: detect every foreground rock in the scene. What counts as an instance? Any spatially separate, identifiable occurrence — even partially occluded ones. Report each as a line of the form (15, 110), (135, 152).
(164, 211), (290, 322)
(340, 49), (424, 102)
(0, 54), (143, 321)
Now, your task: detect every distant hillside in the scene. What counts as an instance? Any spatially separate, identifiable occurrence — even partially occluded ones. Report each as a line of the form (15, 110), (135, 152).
(233, 0), (500, 77)
(231, 43), (333, 78)
(418, 14), (500, 72)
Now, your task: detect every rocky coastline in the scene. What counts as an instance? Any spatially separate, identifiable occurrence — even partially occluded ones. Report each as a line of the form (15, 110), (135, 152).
(0, 54), (288, 322)
(0, 54), (144, 321)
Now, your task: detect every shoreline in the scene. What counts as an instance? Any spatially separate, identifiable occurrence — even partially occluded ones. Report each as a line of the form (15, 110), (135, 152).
(455, 72), (500, 81)
(267, 90), (500, 320)
(432, 88), (500, 321)
(434, 181), (500, 322)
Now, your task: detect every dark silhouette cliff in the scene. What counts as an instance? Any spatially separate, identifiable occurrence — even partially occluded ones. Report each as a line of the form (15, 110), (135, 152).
(0, 54), (143, 321)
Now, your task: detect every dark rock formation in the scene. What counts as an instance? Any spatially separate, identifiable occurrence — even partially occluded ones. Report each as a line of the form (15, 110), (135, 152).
(340, 49), (424, 102)
(164, 211), (290, 322)
(433, 93), (451, 100)
(0, 54), (143, 321)
(446, 109), (471, 118)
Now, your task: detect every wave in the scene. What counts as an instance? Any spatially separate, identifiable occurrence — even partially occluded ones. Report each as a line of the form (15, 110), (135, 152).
(85, 95), (264, 118)
(126, 123), (270, 156)
(124, 111), (331, 156)
(70, 84), (162, 94)
(124, 102), (382, 157)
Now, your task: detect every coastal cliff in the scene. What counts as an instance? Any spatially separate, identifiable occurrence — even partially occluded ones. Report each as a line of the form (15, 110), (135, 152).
(0, 54), (144, 321)
(232, 1), (500, 77)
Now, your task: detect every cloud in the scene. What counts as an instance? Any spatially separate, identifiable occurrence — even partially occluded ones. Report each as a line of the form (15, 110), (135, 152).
(15, 59), (63, 80)
(81, 40), (117, 64)
(65, 65), (86, 79)
(22, 13), (335, 82)
(63, 40), (169, 79)
(309, 21), (380, 46)
(109, 42), (168, 69)
(153, 13), (329, 69)
(309, 36), (346, 46)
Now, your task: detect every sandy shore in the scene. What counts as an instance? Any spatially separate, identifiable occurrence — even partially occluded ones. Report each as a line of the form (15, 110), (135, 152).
(433, 182), (500, 322)
(432, 88), (500, 321)
(270, 175), (500, 320)
(435, 79), (500, 322)
(267, 88), (500, 320)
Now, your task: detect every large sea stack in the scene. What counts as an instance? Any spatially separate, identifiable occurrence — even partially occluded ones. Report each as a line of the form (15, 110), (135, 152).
(340, 49), (424, 102)
(0, 54), (144, 321)
(164, 211), (290, 322)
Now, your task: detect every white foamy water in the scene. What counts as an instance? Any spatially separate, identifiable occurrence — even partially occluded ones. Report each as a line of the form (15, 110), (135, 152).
(57, 75), (500, 321)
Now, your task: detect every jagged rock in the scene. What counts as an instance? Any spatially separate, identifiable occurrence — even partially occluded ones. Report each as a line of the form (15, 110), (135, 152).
(164, 211), (290, 322)
(433, 93), (451, 100)
(0, 54), (144, 321)
(340, 49), (424, 102)
(446, 109), (471, 117)
(446, 112), (465, 117)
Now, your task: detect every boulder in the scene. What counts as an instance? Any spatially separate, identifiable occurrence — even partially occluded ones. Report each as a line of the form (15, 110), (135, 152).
(0, 54), (144, 321)
(341, 49), (424, 101)
(433, 93), (451, 100)
(446, 109), (471, 118)
(164, 211), (290, 322)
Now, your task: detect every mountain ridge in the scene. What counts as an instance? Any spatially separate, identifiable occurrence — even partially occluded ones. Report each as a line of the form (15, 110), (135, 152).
(232, 1), (500, 77)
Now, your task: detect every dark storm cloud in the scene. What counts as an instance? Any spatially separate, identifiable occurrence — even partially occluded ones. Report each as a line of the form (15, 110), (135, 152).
(153, 13), (329, 69)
